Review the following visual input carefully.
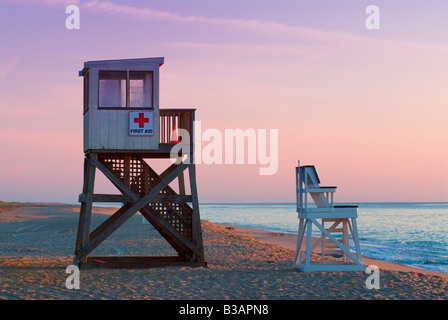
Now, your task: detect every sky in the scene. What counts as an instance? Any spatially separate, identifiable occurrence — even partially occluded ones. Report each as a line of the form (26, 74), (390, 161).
(0, 0), (447, 203)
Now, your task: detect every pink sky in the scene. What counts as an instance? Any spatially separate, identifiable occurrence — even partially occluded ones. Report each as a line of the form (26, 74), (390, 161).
(0, 0), (447, 203)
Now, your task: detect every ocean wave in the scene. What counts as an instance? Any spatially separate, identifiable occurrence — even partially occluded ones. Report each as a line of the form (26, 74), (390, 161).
(201, 202), (448, 274)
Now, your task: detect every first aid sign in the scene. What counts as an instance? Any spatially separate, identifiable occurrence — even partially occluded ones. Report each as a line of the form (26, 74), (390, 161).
(129, 111), (154, 136)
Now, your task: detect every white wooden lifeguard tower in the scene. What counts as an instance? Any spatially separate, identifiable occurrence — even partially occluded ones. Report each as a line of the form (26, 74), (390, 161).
(74, 57), (206, 268)
(293, 161), (364, 272)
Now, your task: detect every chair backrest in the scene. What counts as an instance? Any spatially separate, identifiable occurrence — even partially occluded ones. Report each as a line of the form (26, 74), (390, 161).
(296, 161), (335, 213)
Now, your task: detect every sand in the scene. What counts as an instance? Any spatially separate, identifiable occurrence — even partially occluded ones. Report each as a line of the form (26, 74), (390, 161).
(224, 224), (448, 278)
(0, 203), (447, 300)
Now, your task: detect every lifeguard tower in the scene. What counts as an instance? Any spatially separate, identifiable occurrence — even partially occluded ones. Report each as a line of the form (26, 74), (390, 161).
(74, 57), (206, 268)
(293, 161), (364, 272)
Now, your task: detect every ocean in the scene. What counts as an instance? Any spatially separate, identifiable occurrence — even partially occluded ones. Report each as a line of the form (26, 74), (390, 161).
(200, 202), (448, 274)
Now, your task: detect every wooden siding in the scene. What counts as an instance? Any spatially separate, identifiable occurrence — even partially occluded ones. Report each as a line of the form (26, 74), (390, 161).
(83, 58), (162, 152)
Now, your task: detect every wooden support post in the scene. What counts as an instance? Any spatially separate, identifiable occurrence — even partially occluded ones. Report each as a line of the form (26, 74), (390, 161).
(123, 154), (131, 189)
(293, 218), (305, 267)
(304, 220), (312, 271)
(178, 170), (186, 196)
(188, 163), (205, 262)
(75, 153), (96, 263)
(342, 219), (349, 263)
(351, 218), (364, 264)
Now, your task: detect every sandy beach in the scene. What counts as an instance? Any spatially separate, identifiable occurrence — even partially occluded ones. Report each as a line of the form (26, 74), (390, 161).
(0, 203), (447, 300)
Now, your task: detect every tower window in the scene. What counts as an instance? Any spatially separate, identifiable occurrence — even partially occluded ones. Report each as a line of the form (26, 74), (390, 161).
(130, 71), (153, 108)
(99, 71), (127, 108)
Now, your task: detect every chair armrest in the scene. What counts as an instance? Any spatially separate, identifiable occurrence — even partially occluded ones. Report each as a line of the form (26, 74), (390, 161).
(306, 187), (336, 193)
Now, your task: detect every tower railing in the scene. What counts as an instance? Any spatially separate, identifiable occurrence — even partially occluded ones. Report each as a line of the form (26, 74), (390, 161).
(159, 109), (195, 145)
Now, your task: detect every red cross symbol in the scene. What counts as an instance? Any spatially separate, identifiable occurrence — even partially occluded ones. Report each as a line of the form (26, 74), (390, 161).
(134, 113), (149, 128)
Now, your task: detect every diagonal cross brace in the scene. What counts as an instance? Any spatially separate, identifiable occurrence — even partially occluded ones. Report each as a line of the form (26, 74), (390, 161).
(85, 157), (198, 257)
(309, 218), (362, 266)
(82, 157), (202, 259)
(308, 219), (342, 254)
(141, 160), (192, 227)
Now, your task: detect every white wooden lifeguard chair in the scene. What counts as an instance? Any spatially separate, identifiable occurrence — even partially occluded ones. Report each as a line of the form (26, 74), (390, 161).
(74, 57), (206, 268)
(293, 161), (364, 272)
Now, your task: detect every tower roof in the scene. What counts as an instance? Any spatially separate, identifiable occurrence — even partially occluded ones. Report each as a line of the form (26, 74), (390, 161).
(79, 57), (164, 76)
